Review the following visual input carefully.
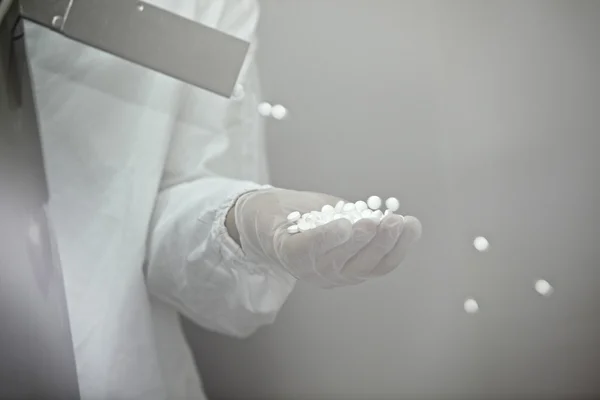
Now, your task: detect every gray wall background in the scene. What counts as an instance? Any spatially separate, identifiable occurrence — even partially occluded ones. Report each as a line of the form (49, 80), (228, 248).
(184, 1), (600, 399)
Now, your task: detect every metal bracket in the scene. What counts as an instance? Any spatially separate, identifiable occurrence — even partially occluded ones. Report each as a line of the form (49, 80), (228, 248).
(18, 0), (250, 97)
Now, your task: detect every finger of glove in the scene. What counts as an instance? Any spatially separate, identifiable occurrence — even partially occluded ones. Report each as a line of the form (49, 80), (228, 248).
(315, 218), (379, 286)
(340, 214), (405, 279)
(369, 216), (422, 277)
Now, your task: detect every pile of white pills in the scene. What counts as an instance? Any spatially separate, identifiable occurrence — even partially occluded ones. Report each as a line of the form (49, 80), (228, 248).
(286, 196), (400, 234)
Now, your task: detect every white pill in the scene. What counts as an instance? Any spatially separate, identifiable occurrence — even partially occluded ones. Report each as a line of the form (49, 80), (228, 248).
(372, 210), (383, 220)
(287, 225), (299, 234)
(369, 215), (381, 223)
(343, 203), (356, 212)
(473, 236), (490, 252)
(534, 279), (553, 296)
(302, 213), (312, 221)
(464, 298), (479, 314)
(367, 196), (382, 210)
(257, 102), (272, 116)
(385, 197), (400, 212)
(271, 104), (288, 120)
(322, 204), (335, 213)
(361, 209), (373, 218)
(334, 201), (345, 212)
(232, 84), (245, 99)
(350, 211), (362, 223)
(355, 201), (368, 212)
(298, 221), (311, 232)
(287, 211), (301, 222)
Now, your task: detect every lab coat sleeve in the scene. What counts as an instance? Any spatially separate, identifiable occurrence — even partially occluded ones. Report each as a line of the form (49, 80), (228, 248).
(145, 0), (296, 338)
(145, 178), (296, 338)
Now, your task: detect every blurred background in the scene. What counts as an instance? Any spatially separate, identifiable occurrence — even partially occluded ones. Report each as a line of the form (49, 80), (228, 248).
(184, 1), (600, 399)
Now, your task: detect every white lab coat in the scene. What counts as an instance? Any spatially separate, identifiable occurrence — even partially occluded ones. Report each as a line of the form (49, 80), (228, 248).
(25, 1), (296, 398)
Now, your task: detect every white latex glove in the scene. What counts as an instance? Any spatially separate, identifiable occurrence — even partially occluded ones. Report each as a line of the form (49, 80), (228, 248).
(228, 188), (422, 288)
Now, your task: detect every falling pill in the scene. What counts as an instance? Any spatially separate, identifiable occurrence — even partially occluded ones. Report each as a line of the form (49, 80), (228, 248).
(534, 279), (553, 296)
(473, 236), (490, 252)
(464, 298), (479, 314)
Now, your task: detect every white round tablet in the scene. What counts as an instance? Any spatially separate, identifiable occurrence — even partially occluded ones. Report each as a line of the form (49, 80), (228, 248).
(271, 104), (288, 120)
(257, 102), (272, 116)
(297, 221), (311, 232)
(369, 215), (381, 223)
(534, 279), (553, 296)
(464, 298), (479, 313)
(349, 211), (362, 223)
(385, 197), (400, 212)
(287, 225), (299, 234)
(355, 201), (368, 212)
(322, 204), (335, 213)
(287, 211), (301, 222)
(367, 196), (382, 210)
(473, 236), (490, 252)
(232, 84), (245, 99)
(343, 203), (356, 212)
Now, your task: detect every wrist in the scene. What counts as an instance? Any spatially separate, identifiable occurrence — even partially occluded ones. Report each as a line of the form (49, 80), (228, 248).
(225, 200), (241, 246)
(224, 187), (275, 249)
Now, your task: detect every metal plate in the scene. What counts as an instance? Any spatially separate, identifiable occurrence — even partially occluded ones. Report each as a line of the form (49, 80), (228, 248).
(20, 0), (250, 97)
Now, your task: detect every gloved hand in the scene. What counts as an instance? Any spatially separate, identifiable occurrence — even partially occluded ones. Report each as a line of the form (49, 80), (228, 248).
(227, 188), (422, 288)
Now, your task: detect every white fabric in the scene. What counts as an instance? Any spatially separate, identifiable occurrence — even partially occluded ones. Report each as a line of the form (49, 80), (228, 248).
(25, 1), (295, 399)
